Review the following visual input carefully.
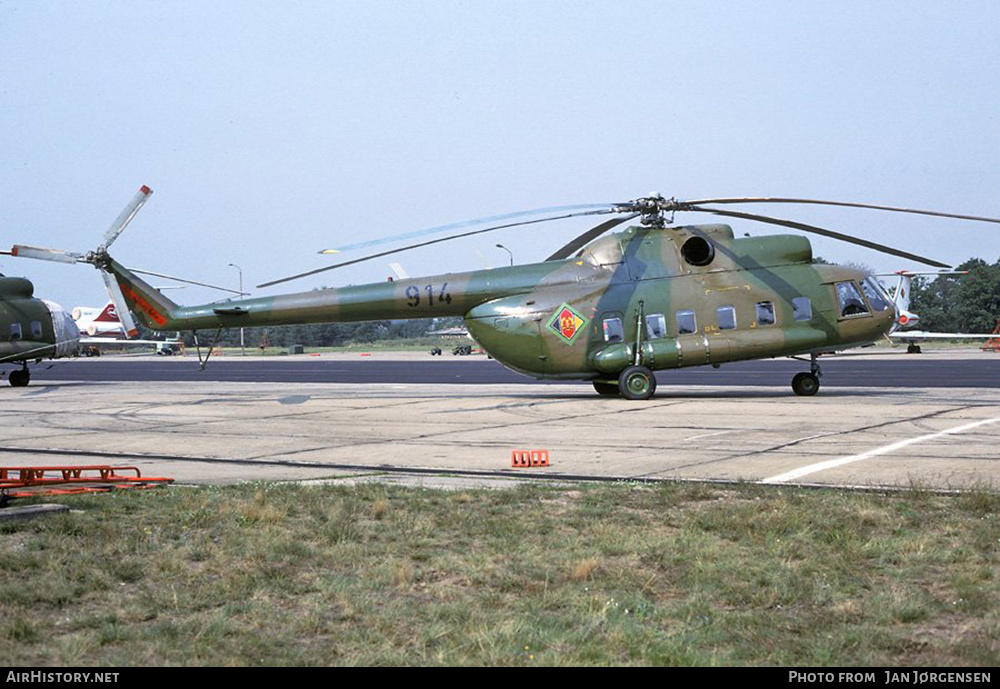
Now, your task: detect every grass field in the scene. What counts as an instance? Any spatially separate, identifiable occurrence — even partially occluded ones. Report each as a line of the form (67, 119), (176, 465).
(1, 481), (997, 666)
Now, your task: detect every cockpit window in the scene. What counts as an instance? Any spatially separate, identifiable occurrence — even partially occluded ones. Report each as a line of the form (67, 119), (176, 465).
(793, 297), (813, 322)
(861, 277), (891, 312)
(836, 281), (870, 317)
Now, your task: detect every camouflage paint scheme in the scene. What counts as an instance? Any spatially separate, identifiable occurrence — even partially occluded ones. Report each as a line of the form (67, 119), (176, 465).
(103, 223), (895, 383)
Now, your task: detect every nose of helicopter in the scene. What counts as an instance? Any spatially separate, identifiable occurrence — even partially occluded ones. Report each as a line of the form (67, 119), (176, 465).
(880, 299), (899, 336)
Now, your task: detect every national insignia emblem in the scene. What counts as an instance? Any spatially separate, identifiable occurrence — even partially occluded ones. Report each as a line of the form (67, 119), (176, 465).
(548, 304), (587, 344)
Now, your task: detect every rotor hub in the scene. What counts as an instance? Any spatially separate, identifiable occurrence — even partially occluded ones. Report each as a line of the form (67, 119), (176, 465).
(85, 249), (112, 271)
(616, 194), (684, 228)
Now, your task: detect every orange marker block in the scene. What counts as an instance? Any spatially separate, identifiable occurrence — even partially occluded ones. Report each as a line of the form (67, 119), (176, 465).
(511, 450), (550, 468)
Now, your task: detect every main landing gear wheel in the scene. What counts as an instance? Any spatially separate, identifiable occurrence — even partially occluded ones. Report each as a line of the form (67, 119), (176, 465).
(619, 365), (657, 400)
(791, 372), (819, 396)
(907, 344), (922, 354)
(593, 381), (620, 397)
(8, 369), (30, 387)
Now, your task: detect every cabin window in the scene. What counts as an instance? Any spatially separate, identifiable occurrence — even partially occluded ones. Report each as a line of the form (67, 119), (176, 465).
(861, 277), (891, 312)
(835, 281), (870, 317)
(30, 321), (43, 339)
(793, 297), (813, 322)
(603, 318), (624, 342)
(755, 301), (776, 326)
(676, 309), (697, 335)
(716, 305), (737, 330)
(10, 323), (22, 340)
(645, 314), (667, 339)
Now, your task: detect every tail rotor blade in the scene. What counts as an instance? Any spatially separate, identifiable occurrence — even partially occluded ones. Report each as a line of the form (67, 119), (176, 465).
(101, 271), (139, 338)
(102, 185), (153, 249)
(10, 245), (83, 264)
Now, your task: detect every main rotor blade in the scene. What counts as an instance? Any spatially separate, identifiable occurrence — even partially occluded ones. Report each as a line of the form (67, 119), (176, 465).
(127, 267), (249, 295)
(321, 203), (618, 254)
(545, 214), (638, 261)
(10, 245), (84, 264)
(260, 208), (617, 288)
(102, 185), (153, 249)
(682, 197), (1000, 225)
(685, 206), (951, 268)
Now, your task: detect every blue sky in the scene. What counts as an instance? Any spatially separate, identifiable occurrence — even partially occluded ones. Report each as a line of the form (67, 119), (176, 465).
(2, 1), (999, 309)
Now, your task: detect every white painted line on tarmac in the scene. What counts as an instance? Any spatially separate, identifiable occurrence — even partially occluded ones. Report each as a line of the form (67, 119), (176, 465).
(683, 430), (736, 442)
(761, 416), (1000, 484)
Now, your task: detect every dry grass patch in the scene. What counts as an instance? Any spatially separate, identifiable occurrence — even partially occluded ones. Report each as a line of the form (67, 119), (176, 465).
(570, 557), (601, 582)
(0, 481), (996, 666)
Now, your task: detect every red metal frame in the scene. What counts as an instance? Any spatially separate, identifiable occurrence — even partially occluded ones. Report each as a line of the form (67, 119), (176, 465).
(1, 465), (173, 500)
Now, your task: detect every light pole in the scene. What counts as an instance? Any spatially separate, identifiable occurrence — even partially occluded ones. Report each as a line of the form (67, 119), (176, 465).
(228, 263), (245, 356)
(496, 243), (513, 266)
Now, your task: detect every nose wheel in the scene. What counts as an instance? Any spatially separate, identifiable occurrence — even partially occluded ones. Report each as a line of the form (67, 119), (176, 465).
(8, 367), (30, 387)
(791, 371), (820, 396)
(619, 365), (657, 400)
(791, 354), (822, 396)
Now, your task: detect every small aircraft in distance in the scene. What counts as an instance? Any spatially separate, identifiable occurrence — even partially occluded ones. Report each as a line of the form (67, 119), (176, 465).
(73, 301), (131, 338)
(880, 270), (997, 353)
(11, 186), (1000, 397)
(72, 301), (184, 357)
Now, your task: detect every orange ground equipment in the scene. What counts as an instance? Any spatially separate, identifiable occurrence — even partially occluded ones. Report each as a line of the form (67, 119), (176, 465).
(511, 450), (550, 468)
(981, 319), (1000, 352)
(0, 465), (174, 502)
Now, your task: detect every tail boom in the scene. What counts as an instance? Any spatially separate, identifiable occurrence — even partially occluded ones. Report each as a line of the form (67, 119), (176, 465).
(104, 259), (566, 333)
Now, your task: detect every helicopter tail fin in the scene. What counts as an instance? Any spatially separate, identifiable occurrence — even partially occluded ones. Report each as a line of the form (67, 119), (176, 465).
(102, 259), (181, 331)
(877, 270), (969, 331)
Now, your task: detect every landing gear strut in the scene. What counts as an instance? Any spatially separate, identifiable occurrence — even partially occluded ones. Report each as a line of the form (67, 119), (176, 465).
(791, 354), (821, 397)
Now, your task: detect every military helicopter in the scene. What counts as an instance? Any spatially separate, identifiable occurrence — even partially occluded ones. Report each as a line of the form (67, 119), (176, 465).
(0, 269), (81, 387)
(11, 187), (1000, 398)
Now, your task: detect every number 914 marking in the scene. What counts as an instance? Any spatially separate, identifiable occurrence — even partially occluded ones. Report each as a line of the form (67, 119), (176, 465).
(405, 283), (451, 308)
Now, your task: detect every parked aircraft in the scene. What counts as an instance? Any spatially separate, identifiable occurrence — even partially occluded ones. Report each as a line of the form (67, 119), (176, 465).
(12, 188), (1000, 397)
(0, 273), (80, 386)
(880, 270), (997, 353)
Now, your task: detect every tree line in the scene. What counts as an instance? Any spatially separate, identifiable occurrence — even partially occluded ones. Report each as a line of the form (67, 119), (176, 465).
(906, 257), (1000, 334)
